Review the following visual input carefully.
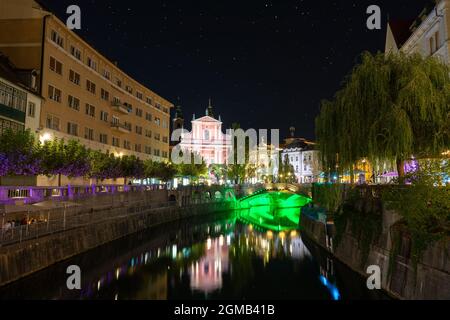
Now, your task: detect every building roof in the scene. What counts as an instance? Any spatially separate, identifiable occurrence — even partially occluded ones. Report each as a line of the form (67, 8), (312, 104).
(0, 52), (37, 94)
(284, 138), (316, 151)
(0, 53), (23, 84)
(388, 19), (415, 48)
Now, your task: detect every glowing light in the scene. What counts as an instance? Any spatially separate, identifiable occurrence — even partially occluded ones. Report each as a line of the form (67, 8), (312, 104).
(207, 238), (212, 250)
(290, 230), (298, 237)
(39, 132), (52, 144)
(172, 245), (177, 259)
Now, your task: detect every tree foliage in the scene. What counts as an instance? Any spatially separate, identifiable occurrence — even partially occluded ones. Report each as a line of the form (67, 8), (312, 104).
(316, 52), (450, 176)
(0, 129), (41, 176)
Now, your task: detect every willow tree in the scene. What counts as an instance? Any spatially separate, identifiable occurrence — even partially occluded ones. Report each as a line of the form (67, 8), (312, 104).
(316, 52), (450, 179)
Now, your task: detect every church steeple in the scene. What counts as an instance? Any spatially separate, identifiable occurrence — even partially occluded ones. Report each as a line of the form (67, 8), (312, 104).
(205, 98), (215, 118)
(173, 105), (184, 130)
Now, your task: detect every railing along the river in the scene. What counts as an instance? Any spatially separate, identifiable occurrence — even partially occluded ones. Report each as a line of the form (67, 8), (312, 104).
(0, 196), (223, 247)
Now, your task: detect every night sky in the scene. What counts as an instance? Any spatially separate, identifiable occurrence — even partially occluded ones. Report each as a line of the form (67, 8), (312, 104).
(40, 0), (431, 140)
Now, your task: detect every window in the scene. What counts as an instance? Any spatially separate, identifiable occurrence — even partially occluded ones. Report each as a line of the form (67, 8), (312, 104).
(70, 46), (81, 60)
(0, 118), (24, 134)
(115, 77), (122, 87)
(145, 146), (152, 155)
(145, 129), (152, 138)
(0, 80), (27, 112)
(153, 149), (160, 157)
(68, 95), (80, 111)
(145, 112), (152, 121)
(154, 117), (160, 126)
(67, 122), (78, 136)
(136, 91), (143, 100)
(48, 85), (61, 103)
(125, 85), (133, 94)
(134, 144), (142, 152)
(87, 57), (97, 70)
(162, 151), (168, 158)
(100, 111), (109, 122)
(112, 136), (120, 147)
(162, 136), (168, 143)
(46, 114), (60, 131)
(123, 140), (131, 150)
(146, 97), (153, 105)
(163, 107), (169, 114)
(435, 31), (440, 51)
(86, 80), (96, 94)
(84, 127), (94, 140)
(102, 69), (111, 80)
(123, 102), (132, 112)
(85, 104), (95, 117)
(155, 103), (162, 110)
(101, 88), (109, 101)
(49, 57), (62, 75)
(154, 133), (161, 141)
(124, 121), (132, 131)
(112, 96), (121, 105)
(112, 116), (119, 125)
(50, 30), (64, 48)
(162, 120), (168, 129)
(69, 70), (80, 85)
(27, 102), (36, 118)
(429, 31), (440, 55)
(135, 126), (142, 135)
(204, 130), (210, 141)
(135, 108), (143, 117)
(99, 133), (108, 144)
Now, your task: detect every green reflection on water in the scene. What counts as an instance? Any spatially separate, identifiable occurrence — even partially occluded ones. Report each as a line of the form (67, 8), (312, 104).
(236, 191), (312, 231)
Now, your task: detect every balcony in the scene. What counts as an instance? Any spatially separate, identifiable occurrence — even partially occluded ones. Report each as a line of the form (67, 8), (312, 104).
(111, 101), (130, 114)
(110, 121), (131, 133)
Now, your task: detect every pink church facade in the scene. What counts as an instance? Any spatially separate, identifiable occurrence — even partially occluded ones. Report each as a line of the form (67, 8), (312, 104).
(178, 107), (232, 165)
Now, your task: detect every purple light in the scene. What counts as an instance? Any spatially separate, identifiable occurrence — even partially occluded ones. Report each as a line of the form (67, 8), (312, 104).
(404, 159), (419, 174)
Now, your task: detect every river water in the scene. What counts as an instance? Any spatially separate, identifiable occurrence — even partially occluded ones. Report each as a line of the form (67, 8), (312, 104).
(0, 208), (389, 300)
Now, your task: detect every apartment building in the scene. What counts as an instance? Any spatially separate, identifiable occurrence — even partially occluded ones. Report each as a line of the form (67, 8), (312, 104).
(0, 53), (42, 135)
(0, 0), (173, 163)
(385, 0), (450, 63)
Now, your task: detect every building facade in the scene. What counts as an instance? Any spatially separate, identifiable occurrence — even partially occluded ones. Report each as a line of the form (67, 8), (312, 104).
(386, 0), (450, 63)
(281, 129), (320, 183)
(0, 0), (173, 162)
(177, 102), (232, 165)
(0, 53), (42, 135)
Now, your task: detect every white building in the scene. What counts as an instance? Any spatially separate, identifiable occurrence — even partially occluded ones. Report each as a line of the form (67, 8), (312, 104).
(0, 53), (42, 135)
(281, 137), (320, 184)
(386, 0), (450, 63)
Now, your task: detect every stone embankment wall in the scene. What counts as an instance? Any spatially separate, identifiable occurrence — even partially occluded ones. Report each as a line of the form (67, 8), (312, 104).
(0, 201), (234, 287)
(301, 210), (450, 300)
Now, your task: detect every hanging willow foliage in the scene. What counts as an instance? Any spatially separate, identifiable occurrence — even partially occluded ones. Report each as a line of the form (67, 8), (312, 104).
(316, 52), (450, 175)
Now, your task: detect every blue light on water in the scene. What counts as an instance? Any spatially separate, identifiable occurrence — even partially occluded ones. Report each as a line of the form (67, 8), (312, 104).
(319, 276), (341, 300)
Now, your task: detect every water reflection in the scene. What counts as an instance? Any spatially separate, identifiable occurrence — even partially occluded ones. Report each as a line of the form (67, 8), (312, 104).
(0, 212), (387, 300)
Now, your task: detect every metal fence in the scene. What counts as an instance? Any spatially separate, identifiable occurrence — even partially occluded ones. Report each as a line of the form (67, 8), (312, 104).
(0, 197), (199, 247)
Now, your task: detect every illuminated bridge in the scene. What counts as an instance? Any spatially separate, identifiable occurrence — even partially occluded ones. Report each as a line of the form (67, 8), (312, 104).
(236, 189), (312, 231)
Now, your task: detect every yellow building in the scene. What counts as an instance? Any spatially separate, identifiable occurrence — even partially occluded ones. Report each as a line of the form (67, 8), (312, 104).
(0, 0), (173, 167)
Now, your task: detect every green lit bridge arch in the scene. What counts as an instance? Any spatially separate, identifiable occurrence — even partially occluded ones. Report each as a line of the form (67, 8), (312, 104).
(235, 189), (312, 231)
